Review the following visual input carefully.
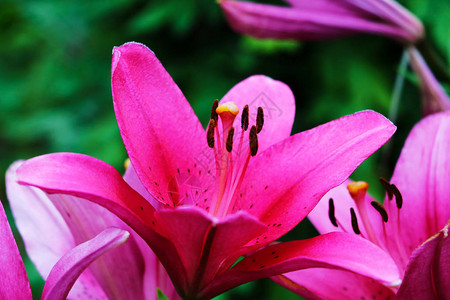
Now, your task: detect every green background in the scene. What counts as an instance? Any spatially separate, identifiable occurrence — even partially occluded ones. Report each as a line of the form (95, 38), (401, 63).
(0, 0), (448, 299)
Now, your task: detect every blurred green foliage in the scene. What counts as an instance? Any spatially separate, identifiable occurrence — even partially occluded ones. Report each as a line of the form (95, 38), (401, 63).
(0, 0), (448, 299)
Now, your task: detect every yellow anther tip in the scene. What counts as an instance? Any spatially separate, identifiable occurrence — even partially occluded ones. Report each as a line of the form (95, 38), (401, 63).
(124, 158), (131, 170)
(347, 181), (369, 197)
(216, 101), (239, 116)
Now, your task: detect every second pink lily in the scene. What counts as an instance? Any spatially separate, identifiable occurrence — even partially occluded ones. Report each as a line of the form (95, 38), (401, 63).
(17, 42), (398, 299)
(274, 111), (450, 299)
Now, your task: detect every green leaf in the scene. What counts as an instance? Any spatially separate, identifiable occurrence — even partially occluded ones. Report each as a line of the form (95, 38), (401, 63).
(157, 288), (170, 300)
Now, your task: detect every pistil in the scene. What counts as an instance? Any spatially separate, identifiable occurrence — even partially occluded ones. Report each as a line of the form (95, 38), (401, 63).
(348, 182), (379, 242)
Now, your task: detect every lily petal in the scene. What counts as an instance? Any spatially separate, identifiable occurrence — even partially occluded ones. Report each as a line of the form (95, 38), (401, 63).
(272, 268), (395, 300)
(16, 152), (156, 232)
(407, 47), (450, 115)
(47, 194), (146, 300)
(385, 112), (450, 263)
(154, 207), (266, 297)
(219, 75), (295, 152)
(7, 161), (108, 299)
(41, 228), (129, 300)
(199, 232), (400, 299)
(220, 0), (415, 43)
(0, 199), (32, 300)
(238, 110), (395, 244)
(397, 223), (450, 300)
(15, 152), (188, 293)
(112, 42), (205, 207)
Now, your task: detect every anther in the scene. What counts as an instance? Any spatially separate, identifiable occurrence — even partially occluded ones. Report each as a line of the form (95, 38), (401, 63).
(210, 99), (219, 122)
(241, 105), (249, 131)
(226, 127), (235, 153)
(379, 177), (394, 200)
(256, 107), (264, 133)
(206, 119), (216, 148)
(391, 184), (403, 209)
(350, 208), (361, 235)
(249, 126), (258, 156)
(370, 201), (388, 223)
(328, 198), (338, 227)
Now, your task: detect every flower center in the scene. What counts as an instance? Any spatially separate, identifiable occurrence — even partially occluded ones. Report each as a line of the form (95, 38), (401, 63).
(328, 179), (410, 269)
(206, 100), (263, 218)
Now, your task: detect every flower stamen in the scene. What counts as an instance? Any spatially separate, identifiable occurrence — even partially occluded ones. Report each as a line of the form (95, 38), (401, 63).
(370, 201), (388, 223)
(249, 126), (258, 156)
(207, 119), (216, 148)
(241, 105), (249, 131)
(226, 127), (235, 153)
(350, 208), (361, 235)
(256, 107), (264, 133)
(328, 198), (338, 227)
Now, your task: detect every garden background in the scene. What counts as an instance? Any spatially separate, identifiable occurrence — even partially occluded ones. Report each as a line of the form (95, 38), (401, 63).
(0, 0), (448, 299)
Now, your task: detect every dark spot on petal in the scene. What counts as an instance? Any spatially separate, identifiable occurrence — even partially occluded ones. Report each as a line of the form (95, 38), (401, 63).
(154, 182), (159, 186)
(187, 168), (191, 173)
(277, 224), (281, 227)
(177, 168), (180, 174)
(140, 206), (143, 210)
(264, 185), (268, 190)
(204, 198), (207, 202)
(273, 256), (279, 259)
(152, 221), (155, 225)
(250, 204), (253, 209)
(259, 265), (264, 268)
(252, 259), (255, 263)
(194, 163), (197, 168)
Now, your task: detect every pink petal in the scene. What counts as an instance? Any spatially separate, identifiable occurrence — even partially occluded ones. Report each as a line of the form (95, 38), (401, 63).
(134, 235), (181, 300)
(123, 162), (161, 209)
(41, 228), (129, 300)
(219, 75), (295, 153)
(16, 153), (156, 234)
(0, 199), (32, 300)
(199, 232), (401, 299)
(397, 223), (450, 300)
(16, 152), (188, 293)
(112, 42), (205, 207)
(7, 161), (107, 299)
(47, 195), (146, 300)
(272, 268), (395, 300)
(220, 0), (412, 42)
(385, 112), (450, 266)
(408, 47), (450, 115)
(237, 110), (395, 244)
(154, 207), (266, 297)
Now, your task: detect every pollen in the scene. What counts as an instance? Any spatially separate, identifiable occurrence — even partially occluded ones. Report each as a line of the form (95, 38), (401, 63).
(347, 181), (369, 198)
(124, 158), (130, 170)
(216, 101), (239, 116)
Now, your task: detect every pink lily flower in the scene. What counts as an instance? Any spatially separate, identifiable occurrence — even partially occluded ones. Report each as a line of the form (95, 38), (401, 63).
(16, 42), (398, 299)
(219, 0), (424, 44)
(0, 196), (129, 300)
(6, 161), (180, 300)
(408, 47), (450, 116)
(274, 111), (450, 299)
